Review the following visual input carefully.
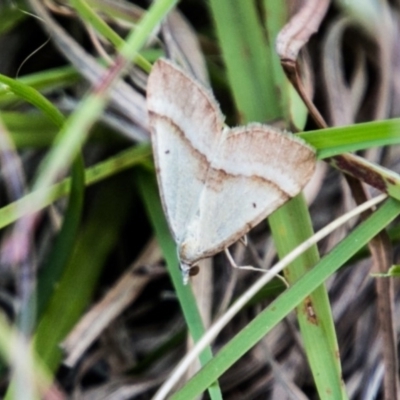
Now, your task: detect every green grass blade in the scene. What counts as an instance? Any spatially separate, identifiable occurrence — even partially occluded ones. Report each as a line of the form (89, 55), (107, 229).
(4, 175), (136, 400)
(171, 198), (400, 399)
(0, 74), (65, 128)
(263, 0), (308, 128)
(1, 112), (57, 147)
(36, 155), (85, 319)
(0, 2), (26, 35)
(0, 66), (80, 105)
(208, 0), (280, 122)
(33, 175), (134, 372)
(69, 0), (151, 71)
(301, 118), (400, 158)
(29, 0), (176, 203)
(0, 62), (88, 349)
(137, 170), (222, 400)
(269, 196), (346, 398)
(210, 1), (344, 397)
(0, 313), (54, 400)
(263, 2), (345, 396)
(118, 0), (176, 61)
(0, 144), (151, 229)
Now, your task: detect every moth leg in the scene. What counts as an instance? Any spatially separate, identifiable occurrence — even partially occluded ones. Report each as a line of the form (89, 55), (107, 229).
(224, 248), (265, 272)
(224, 248), (289, 286)
(239, 235), (248, 246)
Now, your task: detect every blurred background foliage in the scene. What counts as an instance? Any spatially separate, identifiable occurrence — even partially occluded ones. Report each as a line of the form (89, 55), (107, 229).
(0, 1), (399, 399)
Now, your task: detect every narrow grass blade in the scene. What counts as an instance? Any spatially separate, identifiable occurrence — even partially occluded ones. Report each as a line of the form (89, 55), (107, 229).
(210, 0), (344, 397)
(27, 0), (176, 202)
(269, 195), (346, 398)
(0, 314), (55, 400)
(0, 66), (80, 105)
(0, 1), (26, 35)
(0, 74), (65, 127)
(0, 144), (151, 229)
(137, 170), (222, 400)
(263, 0), (308, 128)
(171, 198), (400, 399)
(36, 155), (85, 319)
(69, 0), (151, 71)
(208, 0), (280, 122)
(301, 118), (400, 158)
(33, 175), (135, 372)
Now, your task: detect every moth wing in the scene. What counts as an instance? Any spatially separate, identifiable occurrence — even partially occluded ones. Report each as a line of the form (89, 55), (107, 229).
(181, 125), (316, 262)
(147, 59), (224, 243)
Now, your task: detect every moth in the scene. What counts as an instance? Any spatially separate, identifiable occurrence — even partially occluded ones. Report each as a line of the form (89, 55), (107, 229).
(147, 59), (316, 282)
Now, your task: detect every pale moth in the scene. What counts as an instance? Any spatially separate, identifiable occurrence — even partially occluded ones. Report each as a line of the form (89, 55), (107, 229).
(147, 59), (316, 283)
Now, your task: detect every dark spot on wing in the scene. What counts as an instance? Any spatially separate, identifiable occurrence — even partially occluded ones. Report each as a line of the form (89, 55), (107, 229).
(165, 150), (170, 154)
(252, 203), (257, 208)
